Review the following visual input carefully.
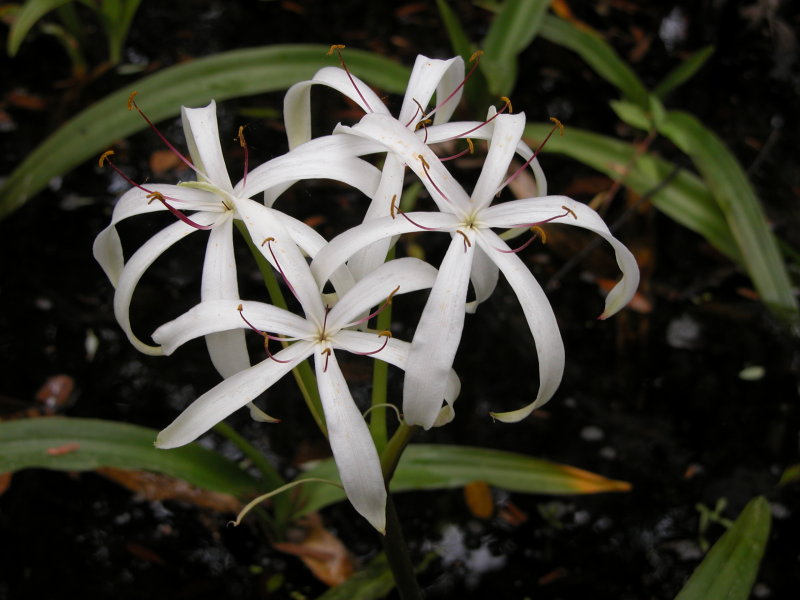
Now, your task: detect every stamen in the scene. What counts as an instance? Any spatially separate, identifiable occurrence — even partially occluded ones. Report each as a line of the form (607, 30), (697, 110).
(237, 304), (292, 363)
(497, 117), (565, 193)
(237, 125), (249, 190)
(321, 347), (332, 372)
(340, 287), (400, 329)
(127, 91), (198, 175)
(350, 330), (392, 356)
(327, 44), (373, 113)
(100, 150), (212, 230)
(261, 237), (299, 300)
(417, 154), (451, 206)
(404, 98), (426, 128)
(414, 118), (432, 144)
(455, 229), (472, 252)
(423, 50), (484, 122)
(497, 225), (547, 254)
(145, 191), (213, 230)
(493, 207), (577, 253)
(439, 138), (474, 162)
(439, 96), (513, 142)
(390, 194), (398, 219)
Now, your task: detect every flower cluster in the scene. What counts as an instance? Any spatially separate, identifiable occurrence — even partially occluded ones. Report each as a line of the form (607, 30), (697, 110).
(94, 50), (639, 533)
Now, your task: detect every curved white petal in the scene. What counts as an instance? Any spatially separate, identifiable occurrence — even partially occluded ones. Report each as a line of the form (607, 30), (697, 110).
(235, 199), (326, 323)
(239, 144), (381, 201)
(403, 234), (475, 429)
(398, 55), (464, 127)
(311, 212), (457, 289)
(465, 245), (500, 314)
(332, 331), (460, 424)
(181, 101), (233, 192)
(201, 214), (249, 378)
(313, 349), (386, 533)
(327, 258), (438, 330)
(113, 213), (218, 355)
(482, 196), (640, 317)
(284, 67), (390, 149)
(156, 341), (314, 449)
(471, 113), (526, 211)
(152, 299), (313, 355)
(93, 184), (218, 286)
(476, 229), (564, 422)
(347, 152), (406, 280)
(344, 114), (472, 215)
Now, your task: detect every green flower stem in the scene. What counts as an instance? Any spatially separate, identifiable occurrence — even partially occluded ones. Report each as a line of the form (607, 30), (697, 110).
(235, 220), (327, 437)
(212, 422), (293, 530)
(379, 422), (422, 598)
(369, 245), (396, 453)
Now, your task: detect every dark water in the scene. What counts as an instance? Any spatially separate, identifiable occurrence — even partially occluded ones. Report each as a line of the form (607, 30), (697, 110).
(1, 2), (799, 598)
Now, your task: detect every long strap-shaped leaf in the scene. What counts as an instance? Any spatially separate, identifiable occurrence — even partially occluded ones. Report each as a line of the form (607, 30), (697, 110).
(0, 45), (410, 219)
(675, 496), (771, 600)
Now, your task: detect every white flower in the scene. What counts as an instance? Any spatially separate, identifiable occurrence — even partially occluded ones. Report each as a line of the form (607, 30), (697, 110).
(93, 100), (380, 362)
(310, 112), (640, 429)
(151, 204), (459, 532)
(281, 53), (466, 279)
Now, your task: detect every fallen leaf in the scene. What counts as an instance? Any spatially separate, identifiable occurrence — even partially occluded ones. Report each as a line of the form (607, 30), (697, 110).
(0, 472), (12, 495)
(97, 467), (242, 512)
(498, 500), (529, 526)
(273, 513), (355, 586)
(46, 442), (80, 456)
(35, 374), (74, 413)
(464, 481), (494, 519)
(149, 150), (183, 175)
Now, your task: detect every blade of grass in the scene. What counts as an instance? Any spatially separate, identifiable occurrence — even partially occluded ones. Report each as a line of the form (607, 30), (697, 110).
(538, 14), (649, 108)
(0, 45), (410, 219)
(675, 496), (771, 600)
(480, 0), (551, 96)
(654, 45), (715, 99)
(6, 0), (72, 56)
(659, 111), (798, 319)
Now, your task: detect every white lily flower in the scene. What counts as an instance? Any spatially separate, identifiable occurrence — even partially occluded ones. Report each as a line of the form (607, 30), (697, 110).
(93, 100), (381, 362)
(281, 53), (465, 279)
(151, 206), (458, 532)
(310, 112), (640, 429)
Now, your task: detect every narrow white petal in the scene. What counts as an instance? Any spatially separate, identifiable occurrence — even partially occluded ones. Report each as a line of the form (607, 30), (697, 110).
(283, 67), (390, 149)
(465, 245), (500, 314)
(93, 184), (217, 286)
(482, 196), (640, 317)
(200, 215), (249, 377)
(314, 349), (386, 533)
(235, 199), (326, 323)
(403, 234), (474, 429)
(152, 299), (312, 355)
(327, 258), (437, 330)
(156, 341), (313, 448)
(471, 113), (526, 211)
(398, 55), (464, 127)
(477, 230), (564, 422)
(347, 153), (406, 280)
(114, 214), (217, 355)
(311, 212), (457, 289)
(181, 101), (233, 192)
(345, 114), (472, 215)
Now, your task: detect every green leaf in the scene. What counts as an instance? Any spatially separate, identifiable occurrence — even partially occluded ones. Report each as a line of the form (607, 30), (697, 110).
(610, 99), (652, 131)
(6, 0), (72, 56)
(675, 496), (771, 600)
(95, 0), (142, 64)
(538, 15), (649, 108)
(436, 0), (473, 61)
(480, 0), (551, 96)
(316, 553), (436, 600)
(0, 44), (410, 219)
(658, 111), (798, 319)
(0, 417), (261, 496)
(654, 45), (715, 99)
(293, 444), (631, 517)
(524, 122), (742, 262)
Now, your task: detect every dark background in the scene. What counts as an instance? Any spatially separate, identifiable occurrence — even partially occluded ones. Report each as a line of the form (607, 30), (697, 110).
(1, 1), (798, 598)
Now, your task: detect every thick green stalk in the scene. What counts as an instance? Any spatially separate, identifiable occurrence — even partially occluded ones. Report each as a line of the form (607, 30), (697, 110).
(369, 246), (396, 452)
